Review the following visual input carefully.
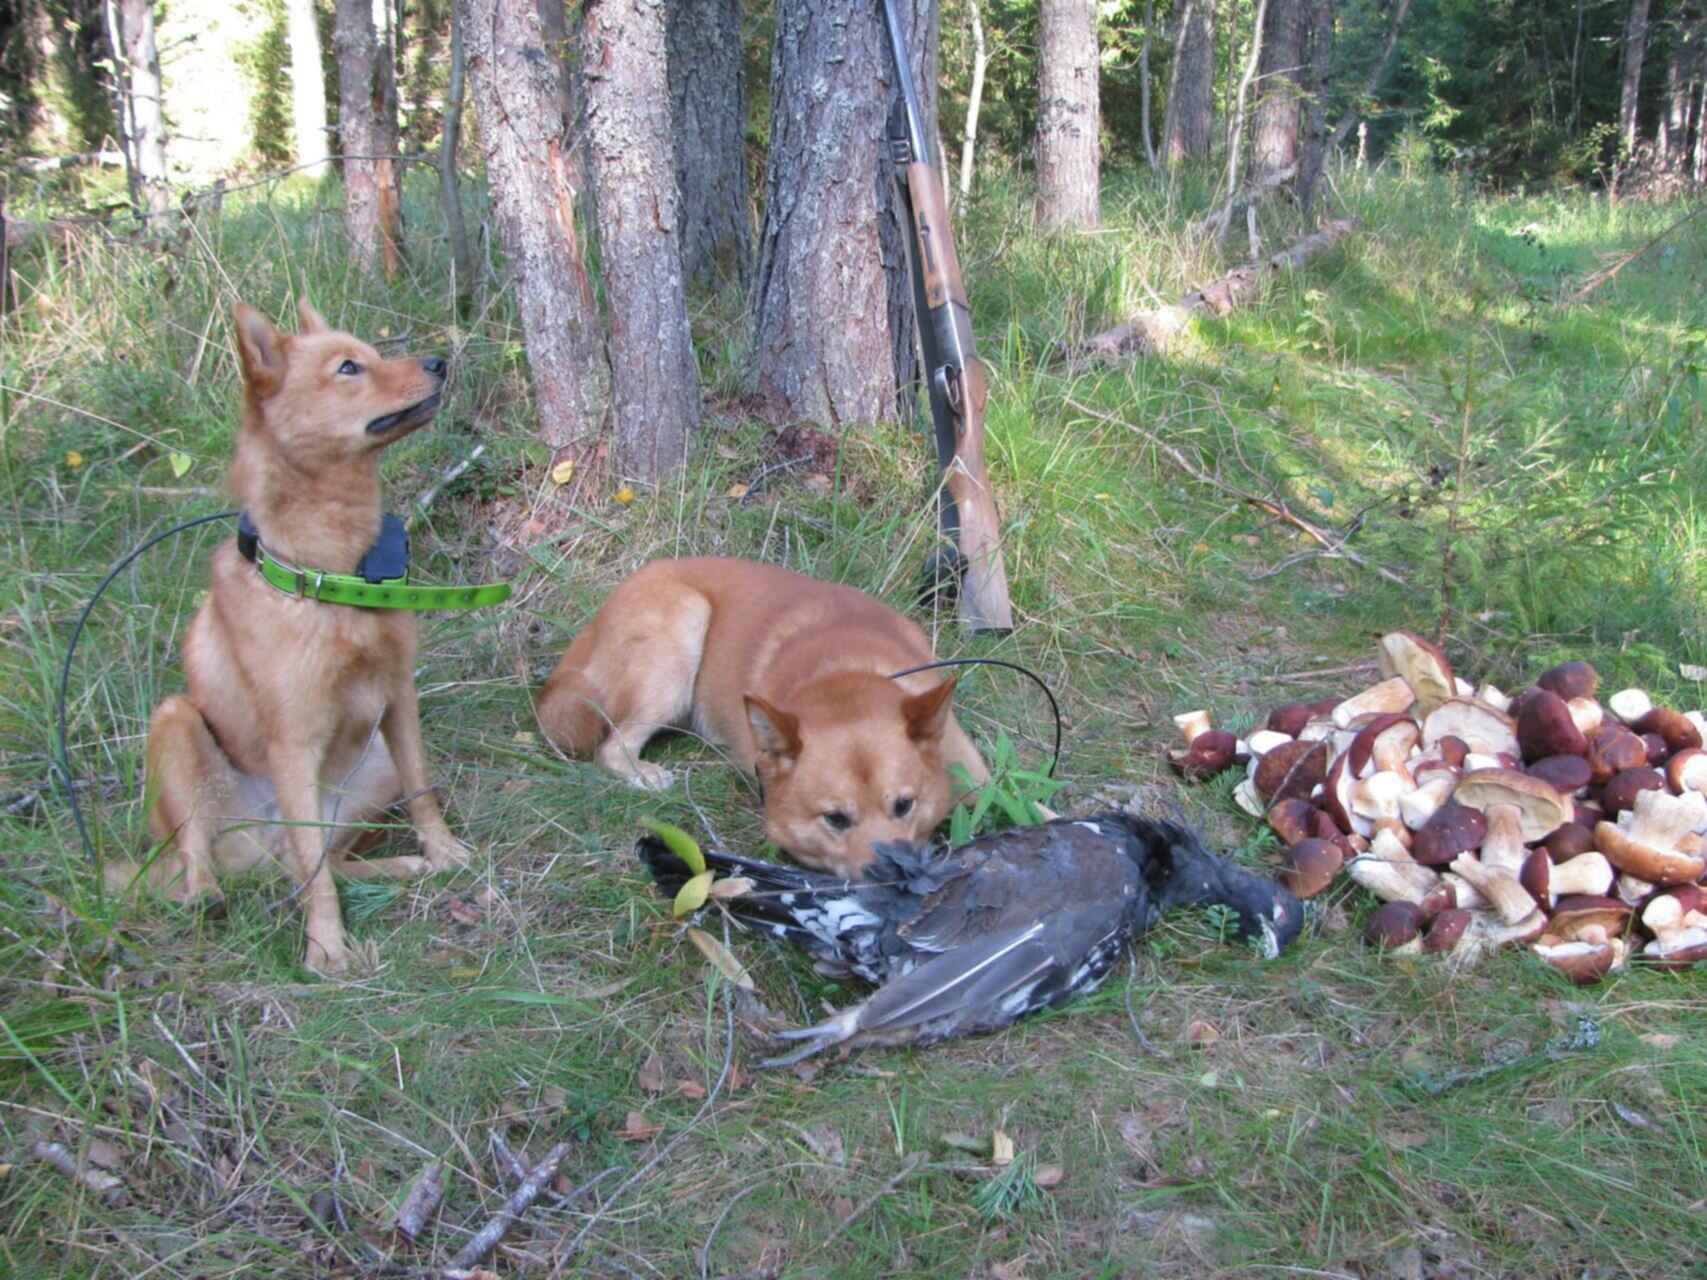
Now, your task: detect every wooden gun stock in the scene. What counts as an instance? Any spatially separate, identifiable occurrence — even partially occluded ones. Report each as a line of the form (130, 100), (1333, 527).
(941, 357), (1012, 632)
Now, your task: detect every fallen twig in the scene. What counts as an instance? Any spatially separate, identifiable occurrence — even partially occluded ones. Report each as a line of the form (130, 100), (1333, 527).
(819, 1153), (926, 1250)
(412, 443), (486, 525)
(1568, 203), (1707, 303)
(1063, 396), (1407, 589)
(395, 1159), (447, 1243)
(449, 1141), (571, 1268)
(32, 1139), (126, 1205)
(1250, 661), (1381, 684)
(1122, 955), (1170, 1059)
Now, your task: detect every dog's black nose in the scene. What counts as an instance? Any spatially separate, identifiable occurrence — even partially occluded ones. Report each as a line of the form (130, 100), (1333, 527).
(422, 356), (448, 379)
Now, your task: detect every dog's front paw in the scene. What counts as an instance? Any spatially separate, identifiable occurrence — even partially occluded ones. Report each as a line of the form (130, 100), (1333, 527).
(304, 932), (353, 978)
(628, 762), (677, 791)
(421, 832), (474, 871)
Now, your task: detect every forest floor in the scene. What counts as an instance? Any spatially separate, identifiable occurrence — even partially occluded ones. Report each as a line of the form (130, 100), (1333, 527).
(3, 165), (1705, 1279)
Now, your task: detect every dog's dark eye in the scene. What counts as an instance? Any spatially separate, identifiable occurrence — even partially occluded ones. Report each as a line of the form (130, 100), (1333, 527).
(893, 796), (914, 818)
(337, 359), (363, 376)
(822, 811), (852, 833)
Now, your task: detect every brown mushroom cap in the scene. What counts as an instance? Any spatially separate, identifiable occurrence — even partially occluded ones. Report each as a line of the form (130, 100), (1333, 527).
(1528, 755), (1592, 795)
(1168, 730), (1238, 780)
(1266, 798), (1317, 846)
(1542, 821), (1597, 862)
(1532, 938), (1621, 985)
(1517, 689), (1588, 762)
(1254, 738), (1331, 803)
(1376, 632), (1456, 716)
(1665, 747), (1707, 794)
(1267, 702), (1315, 736)
(1347, 714), (1421, 778)
(1633, 707), (1704, 754)
(1421, 907), (1474, 953)
(1411, 801), (1488, 866)
(1281, 838), (1344, 899)
(1595, 793), (1707, 885)
(1365, 900), (1426, 950)
(1451, 768), (1572, 842)
(1640, 733), (1672, 767)
(1599, 766), (1666, 816)
(1587, 724), (1649, 784)
(1436, 735), (1470, 769)
(1549, 895), (1633, 939)
(1536, 661), (1599, 701)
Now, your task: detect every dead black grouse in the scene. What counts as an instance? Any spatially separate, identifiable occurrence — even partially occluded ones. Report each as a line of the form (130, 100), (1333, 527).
(638, 812), (1304, 1066)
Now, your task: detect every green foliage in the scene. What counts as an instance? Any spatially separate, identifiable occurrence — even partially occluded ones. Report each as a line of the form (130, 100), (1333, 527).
(236, 0), (293, 168)
(947, 732), (1064, 845)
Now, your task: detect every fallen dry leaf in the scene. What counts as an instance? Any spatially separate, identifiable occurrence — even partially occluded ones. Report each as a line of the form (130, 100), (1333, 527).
(991, 1130), (1015, 1167)
(619, 1110), (663, 1142)
(1640, 1032), (1681, 1049)
(831, 1196), (855, 1220)
(1185, 1019), (1220, 1048)
(1034, 1164), (1065, 1189)
(991, 1261), (1028, 1280)
(802, 472), (832, 495)
(637, 1054), (665, 1094)
(540, 1084), (568, 1111)
(446, 897), (483, 927)
(796, 1124), (845, 1166)
(550, 459), (576, 486)
(686, 926), (755, 990)
(85, 1139), (124, 1172)
(675, 1079), (707, 1100)
(726, 482), (750, 499)
(709, 876), (755, 900)
(613, 486), (636, 505)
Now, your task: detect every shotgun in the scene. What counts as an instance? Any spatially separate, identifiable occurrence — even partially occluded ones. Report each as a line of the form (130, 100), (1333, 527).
(879, 0), (1013, 633)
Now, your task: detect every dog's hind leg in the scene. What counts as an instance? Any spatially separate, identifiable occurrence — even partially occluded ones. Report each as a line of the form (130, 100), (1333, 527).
(126, 695), (243, 906)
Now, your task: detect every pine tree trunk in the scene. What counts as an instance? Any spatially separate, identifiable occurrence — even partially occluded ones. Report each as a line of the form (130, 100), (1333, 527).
(284, 0), (331, 178)
(108, 0), (171, 212)
(1297, 0), (1335, 221)
(460, 0), (609, 458)
(667, 0), (749, 287)
(1035, 0), (1099, 230)
(1165, 0), (1215, 163)
(335, 0), (403, 276)
(1620, 0), (1651, 154)
(584, 0), (702, 481)
(750, 0), (932, 428)
(1252, 0), (1308, 185)
(439, 6), (475, 315)
(1138, 0), (1158, 171)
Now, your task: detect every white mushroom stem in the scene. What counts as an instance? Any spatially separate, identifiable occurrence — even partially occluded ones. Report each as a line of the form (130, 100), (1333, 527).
(1351, 771), (1408, 824)
(1246, 729), (1293, 756)
(1441, 872), (1488, 912)
(1459, 908), (1547, 961)
(1639, 897), (1707, 945)
(1551, 851), (1614, 898)
(1566, 698), (1604, 737)
(1173, 710), (1213, 746)
(1448, 854), (1538, 925)
(1607, 688), (1653, 725)
(1617, 872), (1655, 905)
(1475, 684), (1512, 713)
(1479, 803), (1528, 875)
(1347, 828), (1440, 903)
(1399, 775), (1456, 830)
(1332, 676), (1416, 728)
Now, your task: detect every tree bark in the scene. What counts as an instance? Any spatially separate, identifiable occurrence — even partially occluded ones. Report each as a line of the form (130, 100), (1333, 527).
(1036, 0), (1100, 229)
(1221, 0), (1270, 222)
(749, 0), (933, 428)
(1165, 0), (1215, 163)
(335, 0), (404, 276)
(1620, 0), (1652, 154)
(107, 0), (171, 213)
(1138, 0), (1158, 172)
(1297, 0), (1335, 221)
(460, 0), (609, 458)
(959, 0), (990, 200)
(1252, 0), (1308, 185)
(667, 0), (750, 286)
(439, 4), (474, 316)
(284, 0), (331, 178)
(584, 0), (702, 482)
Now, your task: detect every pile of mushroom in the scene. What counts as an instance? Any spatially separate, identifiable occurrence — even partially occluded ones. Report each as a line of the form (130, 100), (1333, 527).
(1168, 633), (1707, 983)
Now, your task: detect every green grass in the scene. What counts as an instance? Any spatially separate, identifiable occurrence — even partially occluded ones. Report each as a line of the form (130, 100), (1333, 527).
(2, 159), (1705, 1277)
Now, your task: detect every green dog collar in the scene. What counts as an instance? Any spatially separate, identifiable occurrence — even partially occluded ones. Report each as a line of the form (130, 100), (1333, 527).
(240, 513), (511, 612)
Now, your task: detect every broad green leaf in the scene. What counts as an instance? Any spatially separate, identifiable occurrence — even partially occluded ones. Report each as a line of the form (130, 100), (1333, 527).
(169, 451), (193, 477)
(639, 817), (705, 875)
(673, 871), (713, 918)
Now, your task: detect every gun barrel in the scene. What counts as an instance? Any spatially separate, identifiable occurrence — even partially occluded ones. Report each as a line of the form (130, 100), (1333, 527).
(880, 0), (931, 164)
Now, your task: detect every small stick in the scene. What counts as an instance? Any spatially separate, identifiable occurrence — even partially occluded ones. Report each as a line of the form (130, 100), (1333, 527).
(411, 443), (485, 526)
(1122, 955), (1170, 1060)
(32, 1139), (125, 1205)
(819, 1153), (925, 1250)
(394, 1158), (446, 1243)
(449, 1140), (572, 1268)
(1250, 661), (1380, 684)
(488, 1129), (528, 1188)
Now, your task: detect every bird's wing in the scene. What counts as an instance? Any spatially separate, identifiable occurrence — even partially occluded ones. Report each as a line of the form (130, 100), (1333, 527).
(850, 919), (1064, 1035)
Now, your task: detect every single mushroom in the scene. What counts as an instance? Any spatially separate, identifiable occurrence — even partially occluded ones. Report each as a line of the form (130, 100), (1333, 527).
(1435, 735), (1471, 769)
(1246, 728), (1294, 758)
(1448, 852), (1539, 925)
(1332, 676), (1418, 729)
(1376, 632), (1456, 716)
(1537, 660), (1600, 701)
(1519, 849), (1614, 908)
(1254, 739), (1332, 804)
(1173, 710), (1214, 745)
(1595, 788), (1707, 886)
(1586, 724), (1649, 784)
(1439, 871), (1489, 912)
(1599, 766), (1666, 816)
(1665, 747), (1707, 794)
(1637, 891), (1707, 968)
(1548, 895), (1633, 941)
(1281, 838), (1344, 898)
(1532, 937), (1625, 984)
(1399, 774), (1457, 830)
(1347, 827), (1440, 904)
(1517, 689), (1587, 762)
(1606, 688), (1654, 726)
(1451, 768), (1572, 870)
(1347, 714), (1421, 781)
(1267, 703), (1314, 736)
(1528, 754), (1591, 795)
(1421, 907), (1475, 954)
(1364, 900), (1425, 954)
(1267, 798), (1318, 846)
(1633, 706), (1703, 754)
(1411, 801), (1488, 867)
(1168, 729), (1237, 780)
(1458, 907), (1549, 961)
(1541, 821), (1597, 862)
(1422, 699), (1520, 758)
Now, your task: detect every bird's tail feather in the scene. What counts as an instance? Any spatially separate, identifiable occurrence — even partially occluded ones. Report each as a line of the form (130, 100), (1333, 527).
(635, 836), (857, 943)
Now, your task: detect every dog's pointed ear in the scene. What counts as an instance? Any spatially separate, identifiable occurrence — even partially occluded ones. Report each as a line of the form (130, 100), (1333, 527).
(745, 694), (802, 765)
(233, 303), (285, 397)
(901, 676), (958, 744)
(296, 298), (329, 334)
